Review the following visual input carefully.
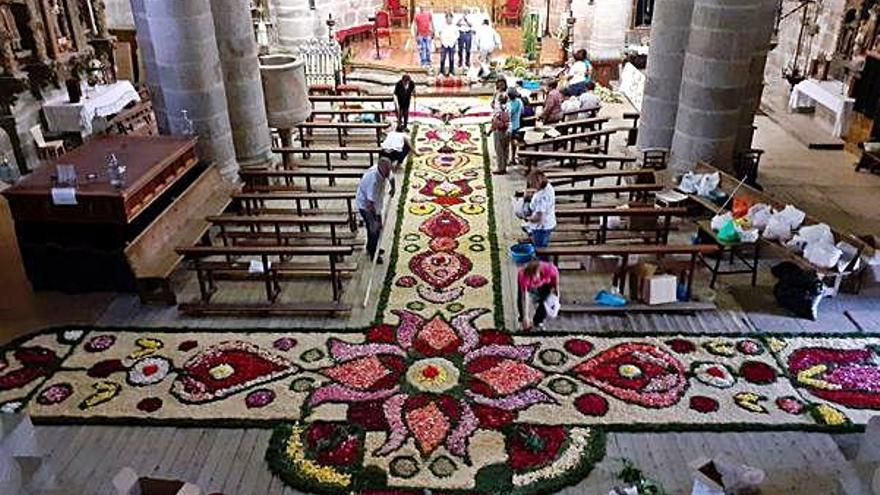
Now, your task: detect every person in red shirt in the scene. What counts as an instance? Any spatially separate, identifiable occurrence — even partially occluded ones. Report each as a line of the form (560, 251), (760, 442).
(517, 259), (560, 331)
(412, 7), (434, 67)
(541, 79), (564, 124)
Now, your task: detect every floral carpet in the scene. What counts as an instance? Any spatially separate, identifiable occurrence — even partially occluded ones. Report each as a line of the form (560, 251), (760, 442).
(2, 125), (880, 494)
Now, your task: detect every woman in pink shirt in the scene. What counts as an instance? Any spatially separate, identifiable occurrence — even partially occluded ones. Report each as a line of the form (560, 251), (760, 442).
(517, 259), (559, 331)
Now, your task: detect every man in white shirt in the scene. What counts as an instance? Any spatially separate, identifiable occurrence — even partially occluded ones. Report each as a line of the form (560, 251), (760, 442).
(356, 158), (394, 263)
(525, 170), (556, 250)
(474, 19), (501, 78)
(439, 14), (459, 76)
(380, 124), (415, 167)
(577, 81), (602, 118)
(456, 11), (474, 71)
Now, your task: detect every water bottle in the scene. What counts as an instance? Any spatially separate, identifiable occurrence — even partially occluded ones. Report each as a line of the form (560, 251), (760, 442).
(180, 109), (195, 136)
(107, 153), (126, 188)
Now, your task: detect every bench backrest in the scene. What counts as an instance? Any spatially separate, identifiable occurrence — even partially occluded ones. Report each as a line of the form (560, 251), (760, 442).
(555, 207), (688, 218)
(177, 245), (353, 257)
(207, 214), (350, 226)
(537, 244), (719, 256)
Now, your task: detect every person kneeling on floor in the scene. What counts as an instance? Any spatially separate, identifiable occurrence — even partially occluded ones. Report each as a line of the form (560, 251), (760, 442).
(381, 124), (415, 168)
(518, 259), (560, 331)
(356, 157), (394, 264)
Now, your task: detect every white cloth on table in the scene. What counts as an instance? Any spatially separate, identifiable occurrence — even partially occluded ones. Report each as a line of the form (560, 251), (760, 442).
(787, 79), (854, 138)
(42, 80), (140, 136)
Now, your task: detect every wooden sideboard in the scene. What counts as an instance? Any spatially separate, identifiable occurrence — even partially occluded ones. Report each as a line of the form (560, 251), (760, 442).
(3, 135), (213, 293)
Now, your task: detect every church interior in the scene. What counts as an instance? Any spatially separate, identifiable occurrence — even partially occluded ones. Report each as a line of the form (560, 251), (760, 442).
(3, 0), (880, 493)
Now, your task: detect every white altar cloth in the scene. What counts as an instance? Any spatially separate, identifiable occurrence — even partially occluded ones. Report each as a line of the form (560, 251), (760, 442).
(43, 80), (141, 136)
(788, 79), (854, 138)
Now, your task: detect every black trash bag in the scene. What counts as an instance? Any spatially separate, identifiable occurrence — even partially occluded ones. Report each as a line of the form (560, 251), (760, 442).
(771, 261), (825, 320)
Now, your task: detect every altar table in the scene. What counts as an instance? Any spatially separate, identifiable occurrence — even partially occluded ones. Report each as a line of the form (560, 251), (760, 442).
(788, 79), (854, 138)
(42, 80), (140, 136)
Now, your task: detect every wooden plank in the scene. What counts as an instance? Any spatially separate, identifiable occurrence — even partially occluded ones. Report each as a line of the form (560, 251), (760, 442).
(178, 301), (352, 316)
(220, 429), (264, 494)
(560, 302), (716, 313)
(198, 429), (247, 491)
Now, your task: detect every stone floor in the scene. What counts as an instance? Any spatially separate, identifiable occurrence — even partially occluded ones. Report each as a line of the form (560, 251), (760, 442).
(2, 93), (880, 494)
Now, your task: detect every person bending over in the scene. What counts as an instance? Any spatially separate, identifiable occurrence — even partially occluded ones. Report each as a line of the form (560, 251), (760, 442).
(355, 158), (394, 264)
(380, 124), (415, 168)
(393, 74), (416, 130)
(518, 259), (560, 331)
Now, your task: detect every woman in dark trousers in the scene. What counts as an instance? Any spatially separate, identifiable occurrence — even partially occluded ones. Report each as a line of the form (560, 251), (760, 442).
(517, 259), (560, 331)
(393, 74), (416, 130)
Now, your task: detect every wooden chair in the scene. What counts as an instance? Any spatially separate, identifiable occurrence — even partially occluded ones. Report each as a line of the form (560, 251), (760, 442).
(734, 148), (764, 188)
(374, 11), (392, 47)
(498, 0), (523, 25)
(642, 148), (668, 170)
(387, 0), (409, 27)
(30, 125), (65, 159)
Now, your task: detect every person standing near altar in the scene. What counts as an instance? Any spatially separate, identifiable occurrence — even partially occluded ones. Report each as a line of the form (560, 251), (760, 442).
(439, 14), (459, 76)
(412, 7), (434, 68)
(393, 74), (416, 130)
(456, 11), (474, 72)
(475, 19), (502, 79)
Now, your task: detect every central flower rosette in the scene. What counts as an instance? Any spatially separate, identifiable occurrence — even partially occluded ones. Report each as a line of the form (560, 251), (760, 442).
(307, 309), (553, 459)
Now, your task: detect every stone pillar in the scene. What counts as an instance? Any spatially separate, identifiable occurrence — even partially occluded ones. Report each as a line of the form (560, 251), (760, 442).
(669, 0), (767, 172)
(132, 0), (238, 178)
(270, 0), (317, 49)
(211, 0), (273, 169)
(736, 0), (777, 152)
(637, 0), (695, 151)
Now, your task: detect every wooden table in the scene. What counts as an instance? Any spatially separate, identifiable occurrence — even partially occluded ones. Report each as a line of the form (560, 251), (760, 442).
(696, 220), (761, 288)
(3, 136), (205, 293)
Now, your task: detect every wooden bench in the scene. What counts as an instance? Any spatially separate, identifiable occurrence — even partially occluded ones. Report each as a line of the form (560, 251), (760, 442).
(517, 183), (663, 207)
(622, 112), (640, 146)
(554, 206), (689, 244)
(537, 243), (720, 301)
(308, 108), (394, 123)
(309, 95), (396, 109)
(232, 190), (357, 230)
(272, 146), (382, 169)
(546, 168), (656, 187)
(106, 100), (156, 137)
(208, 214), (352, 248)
(125, 166), (236, 305)
(519, 150), (636, 171)
(297, 121), (390, 148)
(690, 162), (873, 295)
(175, 245), (354, 314)
(521, 107), (599, 129)
(240, 169), (363, 192)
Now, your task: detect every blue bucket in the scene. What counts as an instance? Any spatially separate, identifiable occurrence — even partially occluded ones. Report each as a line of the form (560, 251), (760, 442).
(509, 243), (536, 264)
(522, 80), (541, 91)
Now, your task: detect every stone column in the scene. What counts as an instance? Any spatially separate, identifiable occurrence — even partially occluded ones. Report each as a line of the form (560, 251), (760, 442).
(735, 0), (777, 152)
(637, 0), (695, 151)
(210, 0), (273, 169)
(131, 0), (238, 178)
(669, 0), (768, 172)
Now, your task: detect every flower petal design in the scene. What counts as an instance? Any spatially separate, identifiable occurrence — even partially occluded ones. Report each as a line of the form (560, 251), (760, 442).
(475, 359), (545, 396)
(466, 388), (554, 411)
(321, 355), (393, 391)
(464, 343), (537, 364)
(446, 400), (478, 458)
(392, 310), (425, 350)
(451, 308), (487, 353)
(376, 393), (409, 456)
(308, 384), (400, 407)
(328, 339), (406, 362)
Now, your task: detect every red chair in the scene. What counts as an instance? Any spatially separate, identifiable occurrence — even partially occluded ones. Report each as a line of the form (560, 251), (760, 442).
(374, 11), (392, 46)
(499, 0), (523, 25)
(387, 0), (409, 27)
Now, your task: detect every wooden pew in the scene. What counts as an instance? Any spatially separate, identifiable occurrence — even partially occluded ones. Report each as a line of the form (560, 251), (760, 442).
(519, 150), (636, 171)
(521, 107), (600, 128)
(309, 95), (395, 106)
(297, 121), (390, 148)
(516, 183), (663, 206)
(125, 166), (236, 304)
(176, 245), (354, 315)
(308, 108), (394, 123)
(554, 206), (689, 244)
(105, 100), (156, 136)
(623, 112), (640, 146)
(240, 169), (363, 192)
(208, 214), (351, 248)
(232, 190), (357, 230)
(546, 168), (656, 187)
(272, 146), (382, 169)
(537, 243), (720, 302)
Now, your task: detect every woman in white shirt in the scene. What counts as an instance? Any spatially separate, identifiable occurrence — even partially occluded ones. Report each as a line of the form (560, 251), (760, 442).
(565, 49), (592, 96)
(380, 124), (414, 167)
(525, 170), (556, 249)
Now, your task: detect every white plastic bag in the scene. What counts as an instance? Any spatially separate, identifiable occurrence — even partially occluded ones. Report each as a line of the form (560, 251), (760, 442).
(711, 212), (733, 231)
(836, 241), (860, 272)
(714, 456), (766, 494)
(747, 203), (772, 230)
(798, 223), (834, 245)
(763, 215), (793, 242)
(777, 205), (806, 230)
(736, 226), (759, 243)
(512, 197), (531, 219)
(544, 293), (561, 319)
(804, 242), (843, 268)
(696, 172), (720, 197)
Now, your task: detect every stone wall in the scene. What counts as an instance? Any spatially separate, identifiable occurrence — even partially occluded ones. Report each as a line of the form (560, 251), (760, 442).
(270, 0), (382, 48)
(765, 0), (846, 80)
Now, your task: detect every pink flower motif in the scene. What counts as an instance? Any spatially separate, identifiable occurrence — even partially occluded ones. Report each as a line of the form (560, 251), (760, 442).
(245, 388), (276, 408)
(273, 338), (297, 352)
(308, 310), (552, 459)
(396, 276), (417, 288)
(464, 275), (488, 288)
(776, 396), (805, 415)
(85, 335), (116, 352)
(37, 383), (73, 405)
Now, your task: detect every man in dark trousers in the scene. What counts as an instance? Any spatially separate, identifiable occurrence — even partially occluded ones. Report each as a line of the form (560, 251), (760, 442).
(356, 157), (394, 264)
(393, 74), (416, 130)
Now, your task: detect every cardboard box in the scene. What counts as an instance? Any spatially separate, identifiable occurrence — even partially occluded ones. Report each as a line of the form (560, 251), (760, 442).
(641, 274), (678, 305)
(113, 467), (202, 495)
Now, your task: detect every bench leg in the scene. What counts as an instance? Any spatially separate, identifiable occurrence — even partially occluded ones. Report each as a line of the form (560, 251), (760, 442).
(687, 253), (697, 300)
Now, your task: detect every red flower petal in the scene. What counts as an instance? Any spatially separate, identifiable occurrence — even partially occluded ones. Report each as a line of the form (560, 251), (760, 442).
(507, 425), (567, 471)
(177, 340), (198, 352)
(347, 400), (388, 430)
(479, 331), (512, 346)
(740, 361), (777, 384)
(136, 397), (163, 413)
(689, 396), (719, 413)
(564, 339), (594, 357)
(366, 324), (396, 344)
(472, 404), (516, 428)
(574, 393), (609, 417)
(666, 339), (697, 354)
(87, 359), (126, 378)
